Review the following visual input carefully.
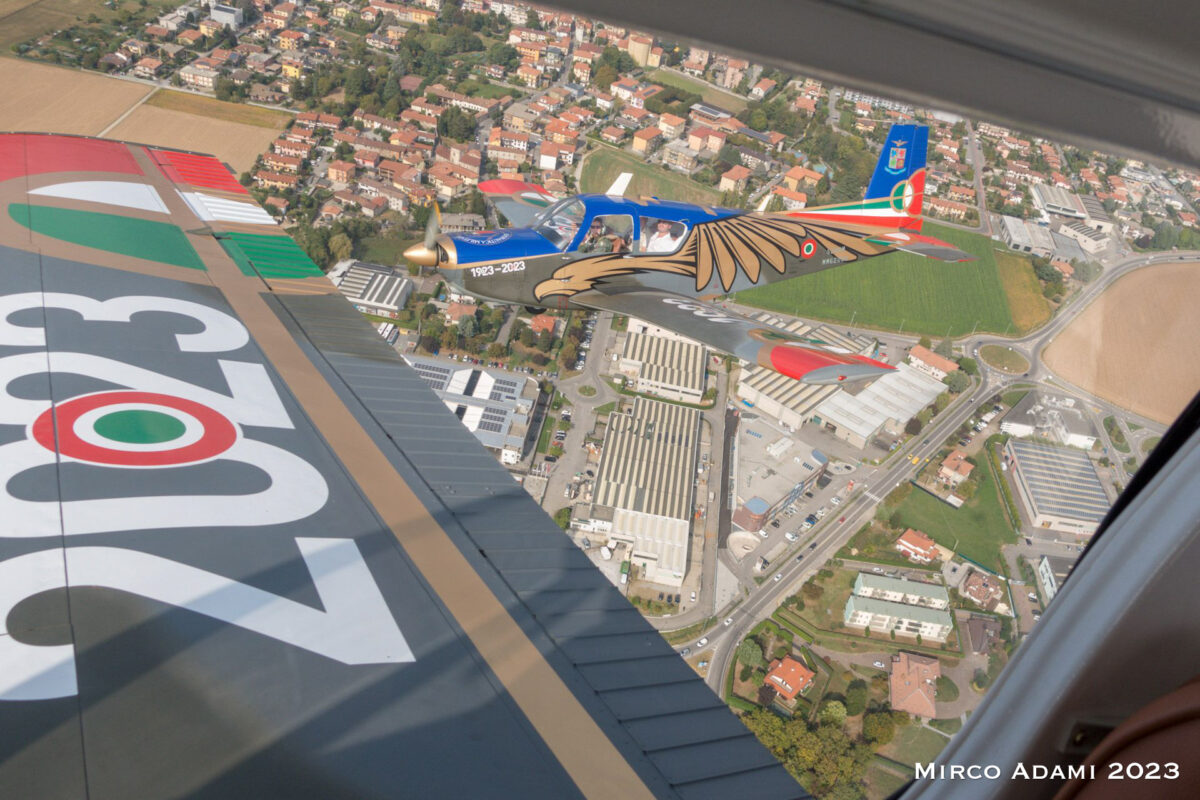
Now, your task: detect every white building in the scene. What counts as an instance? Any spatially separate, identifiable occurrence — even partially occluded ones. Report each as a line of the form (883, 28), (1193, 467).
(404, 355), (538, 464)
(1005, 439), (1111, 535)
(810, 363), (946, 449)
(1000, 392), (1098, 450)
(330, 260), (413, 320)
(585, 398), (700, 587)
(617, 331), (706, 403)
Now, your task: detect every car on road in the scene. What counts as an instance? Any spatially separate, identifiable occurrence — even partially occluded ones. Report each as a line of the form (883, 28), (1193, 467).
(873, 661), (885, 669)
(831, 496), (842, 506)
(680, 647), (690, 656)
(770, 520), (781, 528)
(816, 507), (827, 518)
(801, 520), (814, 530)
(690, 591), (697, 603)
(759, 528), (770, 538)
(697, 637), (708, 647)
(724, 617), (733, 626)
(795, 554), (804, 562)
(774, 572), (783, 582)
(839, 516), (846, 523)
(809, 542), (817, 549)
(785, 531), (798, 542)
(1025, 537), (1033, 545)
(872, 567), (883, 573)
(1028, 592), (1039, 602)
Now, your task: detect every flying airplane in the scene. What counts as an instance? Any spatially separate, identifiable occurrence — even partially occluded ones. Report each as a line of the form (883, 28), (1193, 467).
(405, 123), (975, 385)
(0, 132), (803, 799)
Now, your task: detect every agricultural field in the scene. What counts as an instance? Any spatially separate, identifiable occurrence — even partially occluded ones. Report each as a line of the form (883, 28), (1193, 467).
(646, 69), (748, 114)
(0, 57), (150, 135)
(107, 103), (284, 173)
(1044, 260), (1200, 425)
(994, 249), (1053, 331)
(736, 223), (1033, 337)
(0, 0), (145, 48)
(580, 146), (721, 206)
(360, 235), (419, 267)
(144, 90), (293, 129)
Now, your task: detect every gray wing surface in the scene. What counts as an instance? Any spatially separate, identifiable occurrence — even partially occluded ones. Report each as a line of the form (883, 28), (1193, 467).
(0, 133), (804, 799)
(574, 287), (893, 385)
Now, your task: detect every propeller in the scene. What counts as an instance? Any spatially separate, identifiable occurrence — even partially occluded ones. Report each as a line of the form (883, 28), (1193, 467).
(424, 201), (442, 249)
(405, 202), (444, 267)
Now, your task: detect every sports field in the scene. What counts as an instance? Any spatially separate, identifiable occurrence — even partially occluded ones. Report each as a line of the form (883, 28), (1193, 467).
(579, 146), (721, 206)
(145, 90), (293, 129)
(107, 104), (282, 173)
(736, 223), (1043, 337)
(0, 57), (151, 134)
(646, 69), (748, 114)
(1043, 261), (1200, 424)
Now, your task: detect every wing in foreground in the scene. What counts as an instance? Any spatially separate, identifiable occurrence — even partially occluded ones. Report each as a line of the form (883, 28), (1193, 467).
(0, 134), (802, 800)
(477, 177), (557, 228)
(574, 288), (892, 384)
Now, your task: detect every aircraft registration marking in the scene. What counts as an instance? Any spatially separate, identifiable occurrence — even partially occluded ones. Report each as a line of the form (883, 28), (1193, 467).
(0, 291), (415, 702)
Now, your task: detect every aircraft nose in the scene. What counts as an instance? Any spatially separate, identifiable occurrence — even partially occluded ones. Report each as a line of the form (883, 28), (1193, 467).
(403, 242), (439, 267)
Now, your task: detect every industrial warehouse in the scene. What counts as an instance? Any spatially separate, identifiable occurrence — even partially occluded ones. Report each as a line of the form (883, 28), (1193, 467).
(403, 355), (539, 466)
(735, 314), (876, 429)
(580, 397), (701, 587)
(617, 330), (707, 403)
(329, 260), (413, 320)
(809, 363), (947, 449)
(1005, 439), (1112, 535)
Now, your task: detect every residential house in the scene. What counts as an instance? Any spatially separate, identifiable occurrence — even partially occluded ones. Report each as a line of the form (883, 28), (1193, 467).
(907, 344), (959, 380)
(763, 656), (815, 704)
(889, 652), (940, 718)
(719, 165), (751, 193)
(895, 529), (939, 564)
(938, 450), (974, 488)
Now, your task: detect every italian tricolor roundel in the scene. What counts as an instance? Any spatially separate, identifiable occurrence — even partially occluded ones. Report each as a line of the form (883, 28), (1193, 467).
(800, 238), (818, 259)
(31, 390), (237, 467)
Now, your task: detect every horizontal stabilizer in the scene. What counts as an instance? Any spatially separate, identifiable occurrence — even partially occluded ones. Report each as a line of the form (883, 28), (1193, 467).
(865, 231), (977, 262)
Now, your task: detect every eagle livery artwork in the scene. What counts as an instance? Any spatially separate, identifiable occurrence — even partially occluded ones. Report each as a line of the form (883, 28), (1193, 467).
(404, 124), (975, 385)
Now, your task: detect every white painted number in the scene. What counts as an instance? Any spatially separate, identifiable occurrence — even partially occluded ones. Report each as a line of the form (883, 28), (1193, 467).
(661, 296), (740, 324)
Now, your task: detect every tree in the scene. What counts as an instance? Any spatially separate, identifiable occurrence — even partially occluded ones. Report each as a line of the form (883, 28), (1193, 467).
(736, 638), (765, 670)
(329, 232), (353, 263)
(844, 680), (868, 716)
(438, 105), (476, 141)
(817, 699), (846, 727)
(742, 708), (789, 755)
(486, 342), (507, 359)
(959, 357), (978, 375)
(757, 684), (779, 707)
(918, 335), (932, 349)
(945, 370), (970, 393)
(458, 314), (479, 339)
(862, 712), (896, 744)
(487, 42), (518, 70)
(518, 325), (535, 346)
(956, 478), (978, 500)
(934, 337), (954, 357)
(905, 417), (923, 436)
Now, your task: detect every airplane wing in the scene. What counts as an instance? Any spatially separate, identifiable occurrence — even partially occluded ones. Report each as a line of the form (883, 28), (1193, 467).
(572, 288), (893, 384)
(477, 177), (557, 228)
(0, 134), (804, 799)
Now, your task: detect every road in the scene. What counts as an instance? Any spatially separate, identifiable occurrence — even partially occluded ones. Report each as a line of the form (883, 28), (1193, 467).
(682, 248), (1193, 691)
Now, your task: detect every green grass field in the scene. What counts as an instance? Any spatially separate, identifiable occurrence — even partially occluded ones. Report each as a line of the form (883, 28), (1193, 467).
(736, 223), (1035, 337)
(146, 90), (293, 130)
(980, 344), (1030, 373)
(890, 456), (1015, 572)
(360, 235), (419, 267)
(580, 145), (721, 206)
(879, 725), (951, 766)
(646, 69), (748, 113)
(0, 0), (143, 48)
(864, 764), (911, 800)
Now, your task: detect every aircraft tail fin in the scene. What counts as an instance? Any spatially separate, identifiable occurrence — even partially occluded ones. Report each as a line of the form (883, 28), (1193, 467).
(863, 123), (928, 228)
